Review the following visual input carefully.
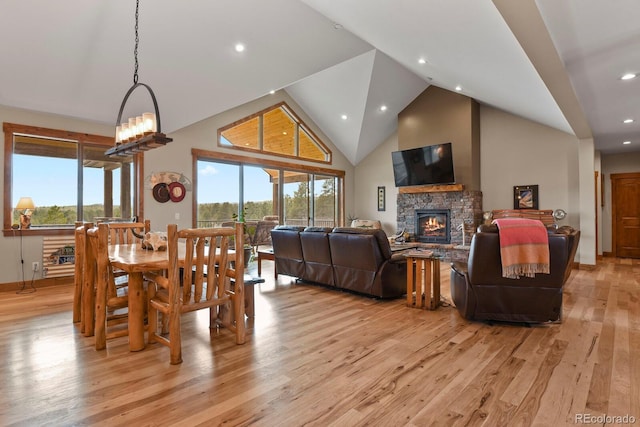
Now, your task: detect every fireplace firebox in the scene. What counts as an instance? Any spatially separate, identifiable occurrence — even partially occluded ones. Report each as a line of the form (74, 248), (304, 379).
(415, 209), (451, 243)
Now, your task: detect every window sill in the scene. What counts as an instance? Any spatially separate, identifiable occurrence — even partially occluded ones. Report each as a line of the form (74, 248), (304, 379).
(3, 227), (74, 237)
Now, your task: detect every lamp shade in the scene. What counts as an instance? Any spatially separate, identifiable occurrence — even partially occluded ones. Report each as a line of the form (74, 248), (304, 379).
(15, 197), (35, 211)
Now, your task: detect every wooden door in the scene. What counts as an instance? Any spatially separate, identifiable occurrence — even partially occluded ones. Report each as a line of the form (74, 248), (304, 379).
(612, 172), (640, 258)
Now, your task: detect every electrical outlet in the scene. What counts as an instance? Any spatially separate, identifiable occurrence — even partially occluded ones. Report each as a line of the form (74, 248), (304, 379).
(32, 261), (39, 272)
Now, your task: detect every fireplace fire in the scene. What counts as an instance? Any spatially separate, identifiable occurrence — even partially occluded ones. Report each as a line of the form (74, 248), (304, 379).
(415, 209), (451, 243)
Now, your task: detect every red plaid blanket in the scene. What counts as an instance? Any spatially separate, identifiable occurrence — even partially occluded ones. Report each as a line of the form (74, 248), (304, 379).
(492, 218), (550, 279)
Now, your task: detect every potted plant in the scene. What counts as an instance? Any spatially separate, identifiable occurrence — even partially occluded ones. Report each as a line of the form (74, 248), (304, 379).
(232, 207), (256, 267)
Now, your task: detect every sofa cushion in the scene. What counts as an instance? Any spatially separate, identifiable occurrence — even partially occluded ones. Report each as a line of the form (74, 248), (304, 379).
(300, 227), (334, 285)
(331, 227), (392, 259)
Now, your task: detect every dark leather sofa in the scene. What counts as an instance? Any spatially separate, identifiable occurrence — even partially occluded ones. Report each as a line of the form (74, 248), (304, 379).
(450, 224), (580, 323)
(270, 226), (406, 298)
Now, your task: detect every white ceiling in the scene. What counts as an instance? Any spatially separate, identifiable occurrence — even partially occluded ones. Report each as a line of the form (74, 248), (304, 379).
(1, 0), (638, 165)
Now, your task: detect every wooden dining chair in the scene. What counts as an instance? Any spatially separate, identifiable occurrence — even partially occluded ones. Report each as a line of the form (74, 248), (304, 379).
(143, 222), (246, 364)
(73, 222), (93, 331)
(87, 223), (131, 350)
(80, 220), (148, 338)
(102, 219), (150, 245)
(101, 219), (150, 293)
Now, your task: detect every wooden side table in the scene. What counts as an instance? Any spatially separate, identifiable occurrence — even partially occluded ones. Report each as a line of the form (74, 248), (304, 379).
(230, 275), (265, 318)
(257, 248), (277, 278)
(404, 250), (441, 310)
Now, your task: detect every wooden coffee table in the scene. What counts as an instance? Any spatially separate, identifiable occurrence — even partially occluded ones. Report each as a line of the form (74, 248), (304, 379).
(257, 248), (277, 278)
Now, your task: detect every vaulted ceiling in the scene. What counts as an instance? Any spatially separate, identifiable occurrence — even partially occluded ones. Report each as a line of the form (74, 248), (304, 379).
(1, 1), (638, 165)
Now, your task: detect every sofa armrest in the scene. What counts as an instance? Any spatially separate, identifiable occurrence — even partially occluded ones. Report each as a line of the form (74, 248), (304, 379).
(451, 261), (467, 278)
(450, 261), (473, 320)
(390, 253), (407, 263)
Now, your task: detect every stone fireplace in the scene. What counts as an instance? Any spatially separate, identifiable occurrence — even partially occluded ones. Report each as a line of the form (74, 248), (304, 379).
(395, 86), (483, 261)
(415, 209), (450, 243)
(397, 188), (482, 257)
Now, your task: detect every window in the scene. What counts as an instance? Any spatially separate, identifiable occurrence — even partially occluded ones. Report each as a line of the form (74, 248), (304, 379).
(193, 149), (343, 228)
(218, 102), (332, 163)
(3, 123), (141, 235)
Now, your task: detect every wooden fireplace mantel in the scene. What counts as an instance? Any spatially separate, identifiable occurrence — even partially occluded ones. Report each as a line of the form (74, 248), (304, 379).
(398, 184), (464, 194)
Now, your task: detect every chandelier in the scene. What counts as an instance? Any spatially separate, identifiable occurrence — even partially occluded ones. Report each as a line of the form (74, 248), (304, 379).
(105, 0), (172, 157)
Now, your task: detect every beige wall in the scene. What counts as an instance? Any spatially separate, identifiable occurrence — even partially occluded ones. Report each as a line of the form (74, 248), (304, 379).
(601, 151), (640, 253)
(0, 93), (608, 284)
(0, 92), (354, 285)
(480, 106), (580, 221)
(398, 86), (481, 190)
(0, 105), (113, 284)
(144, 90), (354, 231)
(353, 132), (399, 236)
(355, 104), (583, 243)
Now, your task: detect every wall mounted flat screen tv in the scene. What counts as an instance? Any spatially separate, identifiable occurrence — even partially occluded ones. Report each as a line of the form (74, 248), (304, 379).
(391, 142), (455, 187)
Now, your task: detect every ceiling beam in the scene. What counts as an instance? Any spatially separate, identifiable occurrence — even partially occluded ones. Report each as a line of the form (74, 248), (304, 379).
(493, 0), (592, 139)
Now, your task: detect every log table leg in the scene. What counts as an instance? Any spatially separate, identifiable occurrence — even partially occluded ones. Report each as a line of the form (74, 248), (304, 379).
(127, 272), (146, 351)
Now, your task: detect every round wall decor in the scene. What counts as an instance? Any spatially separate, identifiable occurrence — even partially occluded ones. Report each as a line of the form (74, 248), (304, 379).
(168, 182), (186, 202)
(152, 182), (170, 203)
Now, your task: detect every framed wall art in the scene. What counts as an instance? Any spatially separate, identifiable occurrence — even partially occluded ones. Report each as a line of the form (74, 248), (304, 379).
(377, 186), (386, 211)
(513, 185), (538, 210)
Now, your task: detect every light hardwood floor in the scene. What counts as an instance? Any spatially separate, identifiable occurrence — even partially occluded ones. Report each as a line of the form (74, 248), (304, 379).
(0, 258), (638, 426)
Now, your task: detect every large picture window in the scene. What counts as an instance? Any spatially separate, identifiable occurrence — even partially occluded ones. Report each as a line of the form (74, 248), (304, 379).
(193, 149), (343, 229)
(3, 123), (141, 235)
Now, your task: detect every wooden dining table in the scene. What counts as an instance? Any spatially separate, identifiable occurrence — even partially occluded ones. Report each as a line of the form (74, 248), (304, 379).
(108, 243), (235, 351)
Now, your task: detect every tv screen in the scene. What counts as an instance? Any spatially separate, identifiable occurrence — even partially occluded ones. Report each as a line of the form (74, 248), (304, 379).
(391, 143), (455, 187)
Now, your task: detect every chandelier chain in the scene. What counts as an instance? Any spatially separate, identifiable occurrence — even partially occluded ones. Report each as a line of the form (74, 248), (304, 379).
(133, 0), (139, 84)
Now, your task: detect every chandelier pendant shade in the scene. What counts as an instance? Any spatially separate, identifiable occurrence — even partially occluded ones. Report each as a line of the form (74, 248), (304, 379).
(105, 0), (172, 157)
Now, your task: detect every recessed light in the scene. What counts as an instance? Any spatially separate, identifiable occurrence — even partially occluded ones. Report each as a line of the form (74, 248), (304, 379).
(621, 73), (636, 80)
(269, 90), (275, 95)
(623, 118), (634, 124)
(623, 141), (631, 145)
(380, 105), (387, 112)
(341, 114), (348, 120)
(234, 43), (245, 53)
(418, 58), (427, 65)
(455, 85), (462, 91)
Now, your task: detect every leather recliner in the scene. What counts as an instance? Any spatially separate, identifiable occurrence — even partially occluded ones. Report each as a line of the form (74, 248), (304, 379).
(450, 224), (580, 323)
(328, 227), (406, 298)
(270, 226), (306, 278)
(300, 227), (335, 286)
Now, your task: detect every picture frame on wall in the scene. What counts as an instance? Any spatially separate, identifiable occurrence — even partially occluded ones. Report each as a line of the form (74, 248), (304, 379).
(513, 185), (538, 210)
(377, 186), (386, 211)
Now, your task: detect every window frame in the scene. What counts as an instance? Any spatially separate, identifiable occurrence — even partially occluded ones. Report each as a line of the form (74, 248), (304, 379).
(217, 102), (332, 164)
(3, 122), (144, 236)
(191, 148), (345, 228)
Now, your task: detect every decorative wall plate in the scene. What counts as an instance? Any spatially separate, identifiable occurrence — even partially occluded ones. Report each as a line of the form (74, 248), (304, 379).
(145, 171), (192, 191)
(168, 182), (186, 202)
(152, 183), (170, 203)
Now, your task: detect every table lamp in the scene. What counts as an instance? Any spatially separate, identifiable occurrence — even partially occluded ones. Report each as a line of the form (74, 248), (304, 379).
(15, 197), (35, 229)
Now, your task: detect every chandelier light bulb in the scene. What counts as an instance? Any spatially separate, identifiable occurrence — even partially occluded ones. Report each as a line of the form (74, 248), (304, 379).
(143, 112), (156, 134)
